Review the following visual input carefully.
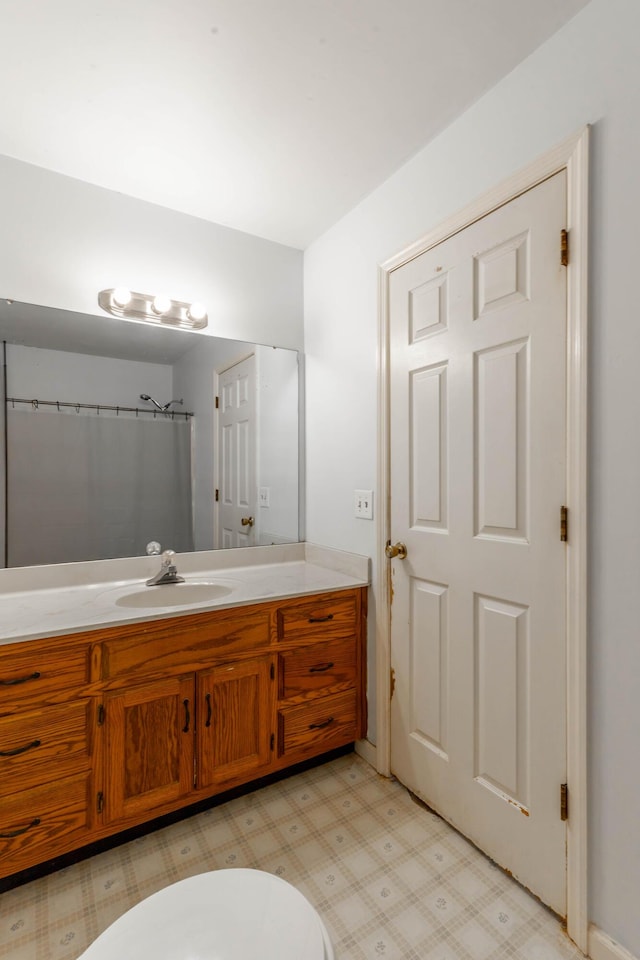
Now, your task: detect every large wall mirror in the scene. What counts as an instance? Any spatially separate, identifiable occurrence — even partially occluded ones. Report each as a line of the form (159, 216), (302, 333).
(0, 299), (301, 568)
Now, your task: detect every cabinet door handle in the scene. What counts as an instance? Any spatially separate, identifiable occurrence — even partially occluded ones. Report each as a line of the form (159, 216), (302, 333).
(308, 614), (334, 624)
(205, 693), (212, 728)
(0, 817), (41, 838)
(0, 671), (41, 687)
(309, 717), (334, 730)
(309, 662), (334, 674)
(0, 738), (41, 757)
(182, 699), (191, 733)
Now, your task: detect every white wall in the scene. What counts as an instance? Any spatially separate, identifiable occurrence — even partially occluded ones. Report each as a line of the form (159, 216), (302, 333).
(304, 0), (640, 952)
(0, 155), (303, 350)
(256, 344), (299, 544)
(5, 343), (172, 407)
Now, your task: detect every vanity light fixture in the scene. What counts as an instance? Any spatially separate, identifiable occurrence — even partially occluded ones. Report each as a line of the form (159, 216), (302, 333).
(98, 289), (208, 330)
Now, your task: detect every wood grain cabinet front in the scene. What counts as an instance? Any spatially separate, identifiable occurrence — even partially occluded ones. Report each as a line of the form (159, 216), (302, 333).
(274, 590), (366, 767)
(278, 691), (358, 761)
(102, 675), (195, 826)
(0, 699), (91, 797)
(0, 636), (94, 879)
(197, 654), (275, 791)
(0, 773), (92, 876)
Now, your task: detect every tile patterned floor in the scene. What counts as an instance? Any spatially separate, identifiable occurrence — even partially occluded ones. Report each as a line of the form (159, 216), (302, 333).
(0, 753), (583, 960)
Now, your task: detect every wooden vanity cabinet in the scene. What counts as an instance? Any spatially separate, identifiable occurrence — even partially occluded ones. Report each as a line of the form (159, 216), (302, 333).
(0, 585), (366, 881)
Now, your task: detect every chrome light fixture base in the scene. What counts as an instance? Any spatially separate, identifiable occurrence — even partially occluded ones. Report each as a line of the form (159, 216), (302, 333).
(98, 289), (208, 330)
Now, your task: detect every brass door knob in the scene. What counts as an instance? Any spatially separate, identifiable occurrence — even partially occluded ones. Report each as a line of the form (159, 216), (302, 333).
(241, 516), (255, 527)
(385, 540), (407, 560)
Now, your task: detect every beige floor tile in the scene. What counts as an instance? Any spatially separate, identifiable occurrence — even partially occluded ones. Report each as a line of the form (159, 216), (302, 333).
(0, 754), (583, 960)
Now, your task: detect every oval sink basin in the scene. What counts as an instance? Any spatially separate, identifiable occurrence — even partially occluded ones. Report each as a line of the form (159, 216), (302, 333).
(115, 581), (235, 609)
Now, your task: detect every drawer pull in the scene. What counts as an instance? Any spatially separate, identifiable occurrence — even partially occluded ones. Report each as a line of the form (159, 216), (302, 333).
(308, 615), (334, 624)
(182, 699), (191, 734)
(0, 738), (41, 757)
(0, 817), (41, 838)
(309, 717), (334, 730)
(205, 693), (212, 728)
(309, 662), (334, 674)
(0, 671), (41, 687)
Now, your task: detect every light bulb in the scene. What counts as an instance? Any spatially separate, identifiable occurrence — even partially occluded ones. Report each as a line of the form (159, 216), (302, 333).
(152, 294), (172, 315)
(112, 286), (132, 308)
(187, 301), (207, 322)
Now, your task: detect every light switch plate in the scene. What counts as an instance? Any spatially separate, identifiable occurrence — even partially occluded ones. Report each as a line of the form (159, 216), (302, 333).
(259, 487), (270, 507)
(354, 489), (373, 520)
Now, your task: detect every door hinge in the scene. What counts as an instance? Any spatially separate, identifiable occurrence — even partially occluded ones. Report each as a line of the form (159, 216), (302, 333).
(561, 228), (569, 267)
(215, 396), (219, 409)
(560, 783), (569, 821)
(270, 662), (275, 681)
(97, 791), (104, 814)
(390, 667), (396, 701)
(270, 733), (275, 751)
(97, 703), (105, 726)
(560, 505), (568, 542)
(215, 489), (219, 502)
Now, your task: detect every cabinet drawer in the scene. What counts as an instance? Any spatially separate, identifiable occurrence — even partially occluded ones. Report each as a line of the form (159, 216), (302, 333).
(0, 773), (91, 878)
(276, 594), (357, 643)
(0, 700), (90, 797)
(278, 639), (355, 700)
(277, 691), (357, 759)
(0, 644), (88, 714)
(100, 608), (270, 680)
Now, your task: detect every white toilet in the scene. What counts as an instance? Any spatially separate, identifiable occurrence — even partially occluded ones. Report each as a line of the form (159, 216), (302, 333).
(79, 868), (334, 960)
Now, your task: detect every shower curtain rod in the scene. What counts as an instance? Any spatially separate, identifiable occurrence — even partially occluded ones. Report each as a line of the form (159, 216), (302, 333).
(5, 397), (194, 419)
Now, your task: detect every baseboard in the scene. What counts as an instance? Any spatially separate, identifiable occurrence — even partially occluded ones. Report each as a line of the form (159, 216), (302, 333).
(354, 738), (377, 768)
(589, 925), (639, 960)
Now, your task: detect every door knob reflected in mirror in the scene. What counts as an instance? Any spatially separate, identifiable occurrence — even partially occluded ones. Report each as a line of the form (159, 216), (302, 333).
(385, 540), (408, 560)
(241, 516), (255, 527)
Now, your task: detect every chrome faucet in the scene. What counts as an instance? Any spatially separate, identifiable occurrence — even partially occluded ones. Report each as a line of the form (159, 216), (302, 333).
(146, 549), (185, 586)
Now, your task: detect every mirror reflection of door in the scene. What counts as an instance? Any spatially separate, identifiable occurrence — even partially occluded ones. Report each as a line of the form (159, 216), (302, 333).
(216, 354), (257, 548)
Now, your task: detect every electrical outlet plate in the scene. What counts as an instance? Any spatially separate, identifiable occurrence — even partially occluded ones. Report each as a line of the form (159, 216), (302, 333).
(354, 489), (373, 520)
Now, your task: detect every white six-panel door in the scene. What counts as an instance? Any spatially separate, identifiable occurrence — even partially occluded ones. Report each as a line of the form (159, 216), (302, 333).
(389, 171), (568, 914)
(217, 354), (257, 548)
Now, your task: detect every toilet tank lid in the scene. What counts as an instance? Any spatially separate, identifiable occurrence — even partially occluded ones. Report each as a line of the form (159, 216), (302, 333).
(78, 868), (330, 960)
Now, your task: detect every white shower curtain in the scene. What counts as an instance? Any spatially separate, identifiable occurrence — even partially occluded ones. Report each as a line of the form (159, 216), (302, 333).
(6, 406), (193, 566)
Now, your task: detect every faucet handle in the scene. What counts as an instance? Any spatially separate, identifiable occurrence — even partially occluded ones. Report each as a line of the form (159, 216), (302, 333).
(146, 541), (162, 556)
(161, 549), (177, 566)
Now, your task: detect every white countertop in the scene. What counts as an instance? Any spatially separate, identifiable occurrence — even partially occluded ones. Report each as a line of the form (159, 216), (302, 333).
(0, 544), (370, 645)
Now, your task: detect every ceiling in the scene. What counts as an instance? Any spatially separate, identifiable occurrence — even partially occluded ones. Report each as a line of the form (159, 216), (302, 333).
(0, 1), (588, 249)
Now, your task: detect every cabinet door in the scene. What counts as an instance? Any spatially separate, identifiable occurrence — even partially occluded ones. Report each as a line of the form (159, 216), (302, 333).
(103, 676), (194, 825)
(198, 656), (274, 790)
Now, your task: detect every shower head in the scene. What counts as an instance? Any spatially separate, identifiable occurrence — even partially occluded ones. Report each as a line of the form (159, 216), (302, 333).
(139, 393), (164, 411)
(139, 394), (184, 412)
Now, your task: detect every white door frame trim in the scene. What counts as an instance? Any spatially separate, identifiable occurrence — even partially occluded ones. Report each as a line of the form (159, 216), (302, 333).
(375, 127), (589, 951)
